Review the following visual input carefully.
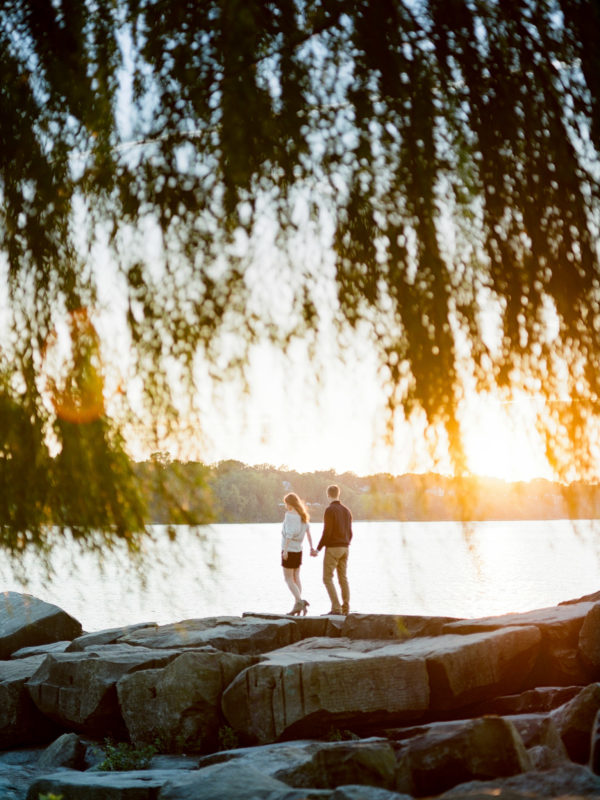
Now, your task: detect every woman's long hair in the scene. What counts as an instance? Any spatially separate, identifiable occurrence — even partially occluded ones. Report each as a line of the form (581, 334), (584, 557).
(284, 492), (309, 523)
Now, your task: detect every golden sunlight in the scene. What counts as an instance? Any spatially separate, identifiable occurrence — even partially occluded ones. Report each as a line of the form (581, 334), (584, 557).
(462, 395), (552, 482)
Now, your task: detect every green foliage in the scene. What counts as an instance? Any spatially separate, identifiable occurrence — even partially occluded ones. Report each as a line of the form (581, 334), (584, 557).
(38, 794), (63, 800)
(0, 1), (599, 551)
(96, 739), (157, 772)
(324, 726), (358, 742)
(217, 725), (240, 751)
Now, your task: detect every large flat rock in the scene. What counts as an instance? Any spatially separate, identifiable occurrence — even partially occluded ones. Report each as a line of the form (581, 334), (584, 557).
(117, 650), (257, 752)
(0, 592), (82, 659)
(159, 761), (320, 800)
(119, 616), (300, 654)
(223, 636), (430, 743)
(392, 716), (531, 796)
(443, 602), (595, 686)
(196, 737), (398, 791)
(341, 614), (460, 640)
(222, 626), (540, 743)
(440, 763), (600, 798)
(27, 768), (177, 800)
(26, 644), (182, 737)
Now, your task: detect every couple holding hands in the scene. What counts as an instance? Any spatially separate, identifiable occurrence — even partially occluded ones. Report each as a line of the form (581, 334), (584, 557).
(281, 484), (353, 617)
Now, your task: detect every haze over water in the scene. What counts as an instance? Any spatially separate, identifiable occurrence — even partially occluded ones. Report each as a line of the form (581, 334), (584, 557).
(4, 520), (600, 632)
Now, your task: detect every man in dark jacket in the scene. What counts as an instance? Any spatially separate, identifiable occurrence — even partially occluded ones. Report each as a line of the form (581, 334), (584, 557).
(314, 484), (353, 614)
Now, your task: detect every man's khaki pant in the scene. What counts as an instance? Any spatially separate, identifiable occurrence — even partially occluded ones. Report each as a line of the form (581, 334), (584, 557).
(323, 546), (349, 613)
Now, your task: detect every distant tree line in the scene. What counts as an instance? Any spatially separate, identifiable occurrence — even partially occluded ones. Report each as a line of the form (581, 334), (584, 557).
(137, 458), (600, 524)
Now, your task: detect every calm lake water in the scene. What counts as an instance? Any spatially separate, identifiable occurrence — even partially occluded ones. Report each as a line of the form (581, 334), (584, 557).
(4, 520), (600, 632)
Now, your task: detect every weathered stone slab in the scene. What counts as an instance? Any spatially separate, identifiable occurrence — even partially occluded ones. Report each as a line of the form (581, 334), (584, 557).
(27, 768), (175, 800)
(26, 644), (182, 737)
(38, 732), (87, 770)
(159, 761), (293, 799)
(453, 684), (580, 718)
(242, 612), (336, 639)
(579, 603), (600, 677)
(331, 789), (412, 800)
(119, 616), (300, 654)
(0, 592), (82, 659)
(443, 602), (594, 686)
(551, 682), (600, 763)
(117, 650), (257, 752)
(393, 716), (531, 797)
(342, 614), (459, 641)
(197, 737), (398, 791)
(223, 626), (540, 743)
(439, 763), (600, 798)
(11, 640), (71, 659)
(422, 627), (541, 710)
(66, 622), (157, 652)
(222, 637), (431, 744)
(0, 656), (60, 748)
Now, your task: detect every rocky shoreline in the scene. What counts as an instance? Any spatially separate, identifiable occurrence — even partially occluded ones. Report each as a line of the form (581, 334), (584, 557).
(2, 591), (600, 798)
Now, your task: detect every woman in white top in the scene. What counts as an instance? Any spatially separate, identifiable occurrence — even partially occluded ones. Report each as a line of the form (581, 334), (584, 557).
(281, 492), (316, 616)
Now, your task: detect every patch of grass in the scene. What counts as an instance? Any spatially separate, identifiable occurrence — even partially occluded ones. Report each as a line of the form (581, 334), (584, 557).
(324, 726), (359, 742)
(217, 725), (239, 751)
(96, 739), (157, 771)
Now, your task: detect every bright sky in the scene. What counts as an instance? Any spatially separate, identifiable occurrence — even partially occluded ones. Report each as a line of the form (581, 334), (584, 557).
(143, 331), (554, 482)
(81, 230), (558, 483)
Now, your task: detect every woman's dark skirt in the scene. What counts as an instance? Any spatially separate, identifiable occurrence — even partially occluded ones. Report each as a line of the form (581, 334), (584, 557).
(282, 550), (302, 568)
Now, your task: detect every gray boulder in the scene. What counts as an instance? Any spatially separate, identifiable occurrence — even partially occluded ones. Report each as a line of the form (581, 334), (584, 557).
(119, 616), (300, 654)
(66, 622), (157, 652)
(222, 637), (430, 744)
(440, 763), (600, 798)
(456, 684), (580, 717)
(26, 643), (182, 737)
(551, 682), (600, 763)
(505, 713), (569, 769)
(117, 649), (257, 752)
(0, 592), (82, 659)
(0, 655), (59, 748)
(159, 761), (293, 799)
(222, 626), (540, 743)
(422, 627), (541, 710)
(196, 737), (400, 792)
(392, 716), (531, 796)
(342, 614), (458, 641)
(38, 732), (87, 770)
(11, 640), (71, 659)
(27, 768), (178, 800)
(443, 601), (594, 686)
(579, 602), (600, 676)
(331, 789), (412, 800)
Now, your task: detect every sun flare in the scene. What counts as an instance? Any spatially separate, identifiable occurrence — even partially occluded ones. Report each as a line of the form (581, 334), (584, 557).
(462, 395), (552, 482)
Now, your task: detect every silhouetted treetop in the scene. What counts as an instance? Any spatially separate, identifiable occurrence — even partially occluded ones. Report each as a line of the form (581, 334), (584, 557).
(0, 0), (599, 547)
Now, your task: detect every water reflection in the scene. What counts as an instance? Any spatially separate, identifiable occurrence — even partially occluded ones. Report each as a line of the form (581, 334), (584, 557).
(0, 520), (599, 630)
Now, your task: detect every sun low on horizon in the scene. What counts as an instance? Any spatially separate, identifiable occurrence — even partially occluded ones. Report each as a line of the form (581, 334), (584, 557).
(460, 394), (554, 483)
(187, 344), (558, 484)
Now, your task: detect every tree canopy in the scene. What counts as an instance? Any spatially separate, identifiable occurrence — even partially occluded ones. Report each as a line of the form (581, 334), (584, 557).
(0, 0), (599, 552)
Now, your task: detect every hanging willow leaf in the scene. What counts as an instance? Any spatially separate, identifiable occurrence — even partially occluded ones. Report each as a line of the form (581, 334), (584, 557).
(0, 0), (599, 552)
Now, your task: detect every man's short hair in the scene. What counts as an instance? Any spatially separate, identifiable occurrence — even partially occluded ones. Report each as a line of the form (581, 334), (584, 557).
(327, 484), (340, 499)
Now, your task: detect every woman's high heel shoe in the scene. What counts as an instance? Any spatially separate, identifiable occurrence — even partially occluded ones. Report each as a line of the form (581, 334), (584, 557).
(301, 600), (309, 616)
(289, 600), (304, 616)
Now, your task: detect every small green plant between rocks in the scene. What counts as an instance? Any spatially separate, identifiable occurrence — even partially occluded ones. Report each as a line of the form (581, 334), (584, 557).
(96, 739), (157, 771)
(325, 726), (359, 742)
(38, 794), (64, 800)
(218, 725), (239, 751)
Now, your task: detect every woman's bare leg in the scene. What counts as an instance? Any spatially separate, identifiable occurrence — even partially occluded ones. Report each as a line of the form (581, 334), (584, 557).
(293, 568), (302, 595)
(283, 567), (302, 602)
